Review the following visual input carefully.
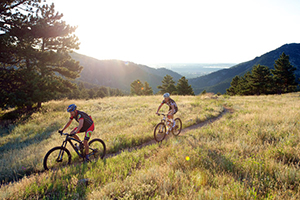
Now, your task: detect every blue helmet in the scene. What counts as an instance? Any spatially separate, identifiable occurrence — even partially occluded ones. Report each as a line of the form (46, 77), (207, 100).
(163, 93), (170, 98)
(67, 104), (77, 112)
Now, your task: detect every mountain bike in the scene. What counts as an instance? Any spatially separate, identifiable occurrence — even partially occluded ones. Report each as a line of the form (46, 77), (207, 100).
(154, 113), (182, 142)
(43, 132), (106, 170)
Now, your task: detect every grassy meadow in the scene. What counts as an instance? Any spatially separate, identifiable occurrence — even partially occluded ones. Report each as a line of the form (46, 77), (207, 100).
(1, 93), (300, 199)
(0, 95), (223, 185)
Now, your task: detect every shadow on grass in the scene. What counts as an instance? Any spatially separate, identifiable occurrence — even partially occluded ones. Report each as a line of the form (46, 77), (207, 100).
(0, 122), (60, 152)
(0, 122), (61, 184)
(198, 145), (289, 198)
(43, 164), (90, 199)
(0, 107), (39, 137)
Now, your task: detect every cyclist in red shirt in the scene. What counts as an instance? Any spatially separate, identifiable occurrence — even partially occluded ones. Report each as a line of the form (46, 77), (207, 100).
(60, 104), (94, 161)
(156, 93), (178, 134)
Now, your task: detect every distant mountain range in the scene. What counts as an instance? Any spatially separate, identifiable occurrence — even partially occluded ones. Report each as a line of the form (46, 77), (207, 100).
(71, 43), (300, 95)
(148, 63), (235, 79)
(189, 43), (300, 94)
(71, 53), (182, 93)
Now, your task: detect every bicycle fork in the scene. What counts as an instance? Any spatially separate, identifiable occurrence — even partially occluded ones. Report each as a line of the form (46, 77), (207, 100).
(56, 141), (68, 162)
(57, 150), (64, 162)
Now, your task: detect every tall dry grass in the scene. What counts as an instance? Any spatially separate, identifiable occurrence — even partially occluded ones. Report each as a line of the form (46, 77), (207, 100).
(4, 93), (300, 199)
(0, 95), (223, 184)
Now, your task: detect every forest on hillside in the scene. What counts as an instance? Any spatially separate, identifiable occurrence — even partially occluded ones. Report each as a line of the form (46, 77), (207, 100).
(226, 53), (298, 95)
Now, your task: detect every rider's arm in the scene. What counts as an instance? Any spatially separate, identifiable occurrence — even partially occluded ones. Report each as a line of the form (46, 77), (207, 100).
(62, 119), (73, 132)
(170, 104), (175, 114)
(156, 103), (164, 114)
(73, 118), (84, 134)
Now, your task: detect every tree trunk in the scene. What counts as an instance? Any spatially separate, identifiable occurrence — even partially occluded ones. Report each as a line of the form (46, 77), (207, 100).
(26, 104), (33, 111)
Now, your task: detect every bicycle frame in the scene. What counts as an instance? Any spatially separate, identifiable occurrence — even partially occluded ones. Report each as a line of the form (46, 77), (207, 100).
(57, 133), (85, 162)
(154, 113), (182, 142)
(157, 113), (173, 130)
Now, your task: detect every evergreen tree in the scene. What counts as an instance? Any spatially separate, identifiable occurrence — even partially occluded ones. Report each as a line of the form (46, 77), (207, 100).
(176, 76), (194, 95)
(227, 72), (252, 96)
(249, 65), (273, 95)
(110, 88), (124, 97)
(97, 86), (108, 98)
(143, 81), (153, 95)
(0, 0), (40, 64)
(130, 79), (144, 95)
(157, 75), (176, 94)
(88, 88), (96, 99)
(271, 52), (297, 94)
(238, 72), (252, 95)
(226, 76), (240, 95)
(0, 3), (82, 109)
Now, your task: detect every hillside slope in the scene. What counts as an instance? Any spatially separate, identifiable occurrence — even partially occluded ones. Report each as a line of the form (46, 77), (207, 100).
(2, 94), (300, 199)
(71, 53), (182, 93)
(189, 43), (300, 94)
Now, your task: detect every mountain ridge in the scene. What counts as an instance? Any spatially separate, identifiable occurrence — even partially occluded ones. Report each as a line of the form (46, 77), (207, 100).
(189, 43), (300, 94)
(70, 53), (182, 93)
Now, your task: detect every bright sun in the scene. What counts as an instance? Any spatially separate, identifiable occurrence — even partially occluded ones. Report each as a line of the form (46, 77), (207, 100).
(50, 0), (300, 64)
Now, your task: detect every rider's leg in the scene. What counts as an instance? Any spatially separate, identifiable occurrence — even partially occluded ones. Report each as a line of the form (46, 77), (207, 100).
(167, 111), (174, 131)
(167, 110), (174, 120)
(72, 127), (82, 142)
(84, 139), (89, 156)
(170, 110), (177, 128)
(84, 131), (92, 157)
(84, 123), (94, 160)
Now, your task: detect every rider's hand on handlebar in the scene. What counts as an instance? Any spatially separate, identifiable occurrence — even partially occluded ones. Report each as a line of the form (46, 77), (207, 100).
(58, 130), (63, 135)
(156, 112), (159, 115)
(70, 131), (76, 136)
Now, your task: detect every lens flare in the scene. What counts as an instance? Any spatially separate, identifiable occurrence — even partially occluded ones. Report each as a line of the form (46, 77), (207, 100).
(185, 156), (190, 161)
(124, 61), (129, 65)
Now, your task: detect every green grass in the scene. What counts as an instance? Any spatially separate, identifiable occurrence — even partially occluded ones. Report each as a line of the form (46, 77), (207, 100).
(2, 93), (300, 199)
(0, 95), (223, 185)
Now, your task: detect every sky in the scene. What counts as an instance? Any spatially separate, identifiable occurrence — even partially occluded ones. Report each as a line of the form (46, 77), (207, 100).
(49, 0), (300, 65)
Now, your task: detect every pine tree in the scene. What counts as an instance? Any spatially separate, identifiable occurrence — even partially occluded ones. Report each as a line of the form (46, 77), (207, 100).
(96, 87), (108, 98)
(249, 65), (273, 95)
(157, 75), (177, 94)
(239, 72), (252, 95)
(143, 81), (153, 95)
(226, 76), (240, 95)
(0, 2), (82, 110)
(271, 52), (297, 94)
(176, 76), (194, 95)
(0, 0), (40, 64)
(130, 79), (144, 95)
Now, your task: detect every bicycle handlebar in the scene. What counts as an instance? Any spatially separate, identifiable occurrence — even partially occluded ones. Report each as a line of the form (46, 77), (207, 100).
(58, 130), (75, 137)
(157, 113), (166, 116)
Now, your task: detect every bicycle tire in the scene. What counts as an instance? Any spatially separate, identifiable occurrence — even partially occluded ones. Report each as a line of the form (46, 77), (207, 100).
(172, 118), (182, 136)
(154, 122), (167, 142)
(43, 146), (71, 170)
(88, 138), (106, 160)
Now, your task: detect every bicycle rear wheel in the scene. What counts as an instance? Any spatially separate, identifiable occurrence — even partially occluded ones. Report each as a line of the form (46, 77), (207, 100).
(172, 118), (182, 136)
(43, 147), (71, 170)
(154, 122), (166, 142)
(88, 139), (106, 160)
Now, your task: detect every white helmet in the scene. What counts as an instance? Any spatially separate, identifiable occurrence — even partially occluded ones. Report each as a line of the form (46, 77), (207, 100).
(163, 93), (170, 98)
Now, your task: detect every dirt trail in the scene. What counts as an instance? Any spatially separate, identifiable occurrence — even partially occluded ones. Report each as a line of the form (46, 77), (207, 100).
(1, 106), (232, 186)
(105, 106), (232, 158)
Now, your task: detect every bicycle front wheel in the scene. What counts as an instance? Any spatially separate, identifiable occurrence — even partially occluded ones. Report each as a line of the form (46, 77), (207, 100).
(88, 139), (106, 160)
(154, 122), (167, 142)
(43, 147), (71, 170)
(172, 118), (182, 136)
